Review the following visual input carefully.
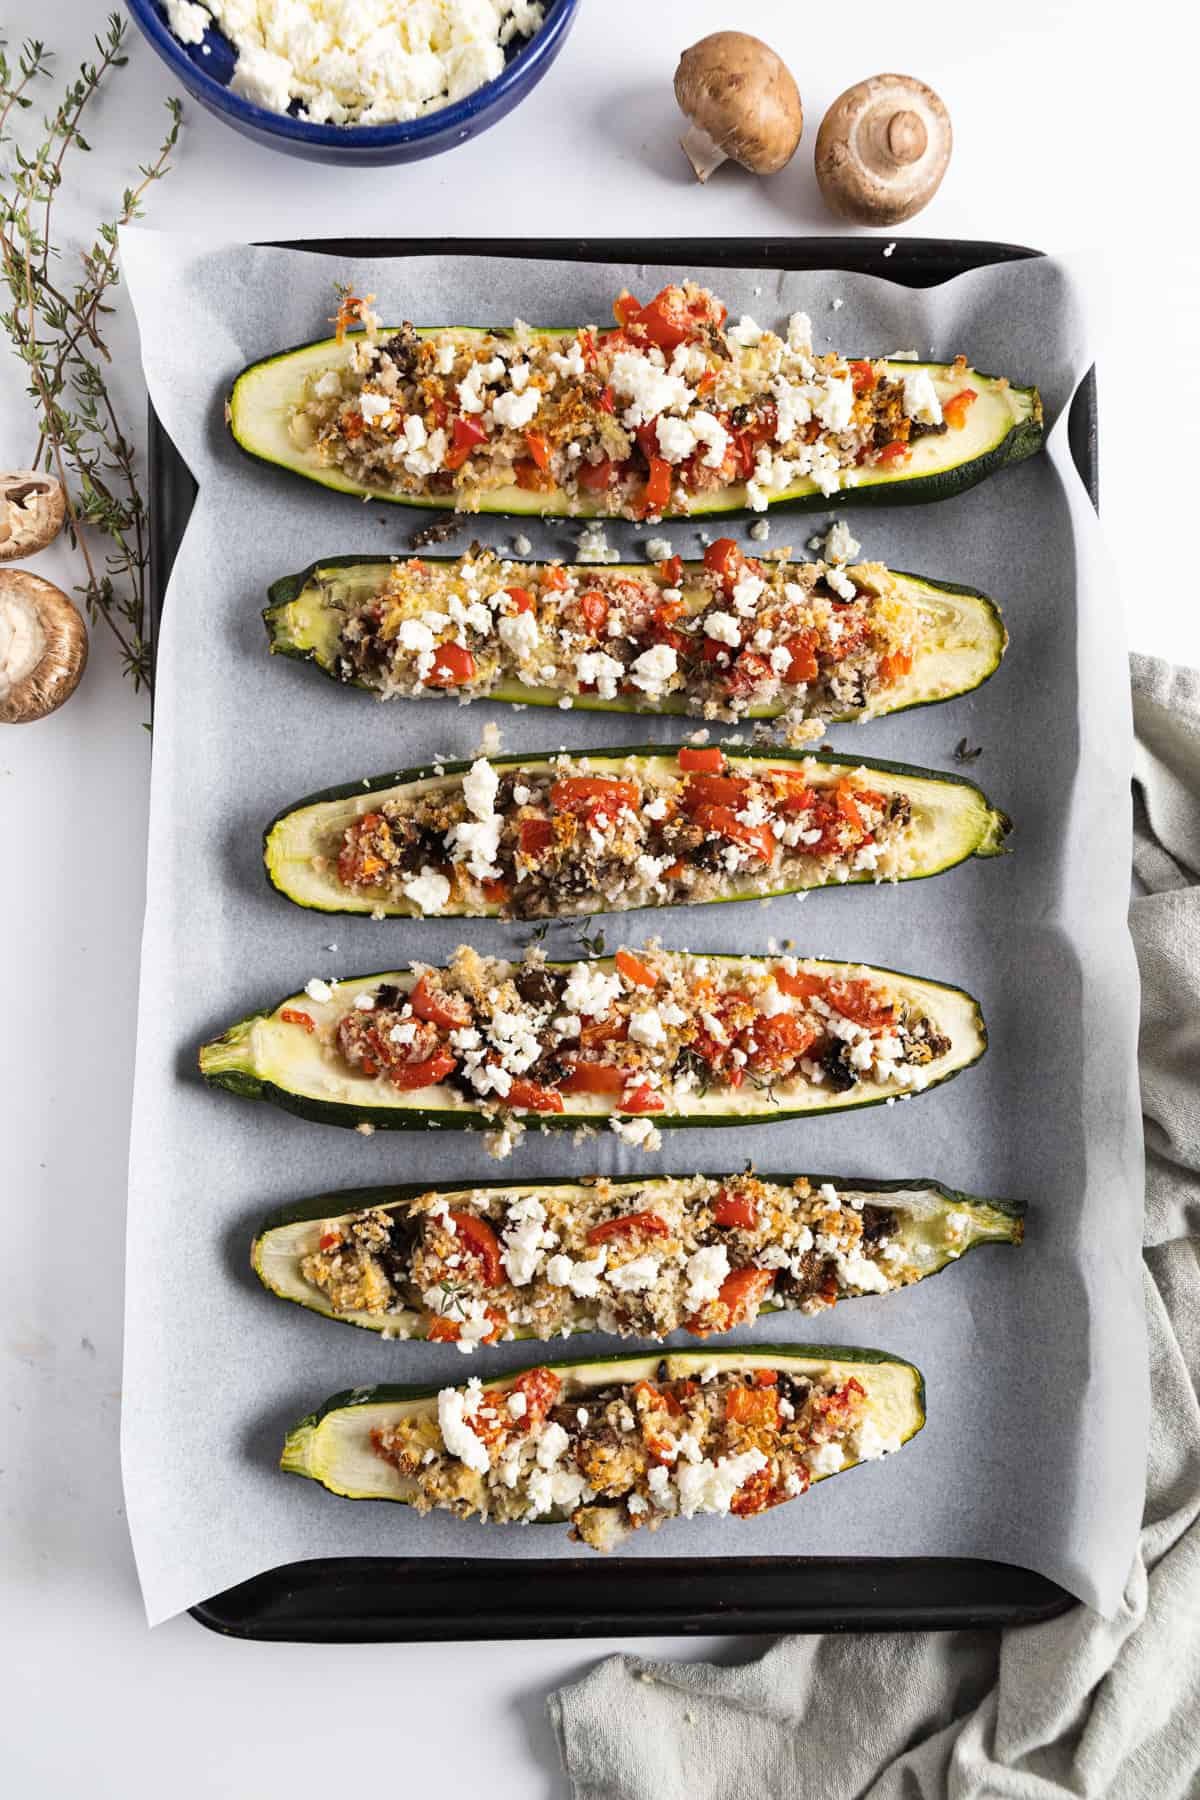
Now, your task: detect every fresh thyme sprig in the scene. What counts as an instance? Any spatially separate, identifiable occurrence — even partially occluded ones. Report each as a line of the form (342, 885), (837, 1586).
(0, 15), (182, 698)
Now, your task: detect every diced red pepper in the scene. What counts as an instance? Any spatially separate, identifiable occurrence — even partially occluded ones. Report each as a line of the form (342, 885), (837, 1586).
(586, 1210), (671, 1246)
(506, 1078), (565, 1114)
(774, 967), (826, 1000)
(621, 1083), (665, 1114)
(410, 974), (471, 1032)
(384, 1051), (457, 1091)
(703, 536), (743, 591)
(782, 633), (819, 685)
(506, 1365), (561, 1426)
(318, 1230), (341, 1250)
(835, 778), (865, 833)
(725, 1383), (779, 1427)
(878, 648), (914, 684)
(693, 803), (776, 865)
(613, 291), (643, 329)
(745, 1012), (817, 1071)
(423, 641), (477, 688)
(615, 947), (657, 988)
(638, 455), (673, 518)
(680, 771), (749, 812)
(876, 440), (911, 464)
(712, 1188), (759, 1229)
(659, 554), (684, 587)
(559, 1061), (626, 1096)
(519, 816), (556, 858)
(943, 387), (978, 429)
(281, 1008), (315, 1034)
(504, 585), (534, 613)
(716, 1267), (775, 1326)
(824, 978), (895, 1029)
(725, 650), (774, 696)
(550, 776), (639, 820)
(514, 457), (555, 491)
(447, 1212), (504, 1286)
(524, 430), (552, 470)
(481, 877), (510, 905)
(678, 745), (725, 774)
(753, 1368), (778, 1386)
(849, 359), (876, 396)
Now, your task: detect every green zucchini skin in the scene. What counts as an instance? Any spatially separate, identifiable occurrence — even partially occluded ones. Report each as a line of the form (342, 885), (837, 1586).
(261, 555), (1009, 726)
(252, 1173), (1024, 1340)
(281, 1343), (927, 1515)
(198, 954), (988, 1133)
(261, 744), (1011, 920)
(230, 329), (1043, 519)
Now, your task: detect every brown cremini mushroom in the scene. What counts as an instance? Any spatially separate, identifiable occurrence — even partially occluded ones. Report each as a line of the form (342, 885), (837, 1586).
(0, 470), (66, 562)
(0, 568), (88, 724)
(674, 32), (803, 183)
(815, 74), (952, 225)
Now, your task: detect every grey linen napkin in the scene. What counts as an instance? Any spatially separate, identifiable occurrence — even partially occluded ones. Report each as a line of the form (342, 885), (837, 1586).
(548, 653), (1200, 1800)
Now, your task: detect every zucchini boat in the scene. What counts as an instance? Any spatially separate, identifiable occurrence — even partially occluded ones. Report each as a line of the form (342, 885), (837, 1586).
(264, 744), (1010, 921)
(253, 1173), (1024, 1346)
(282, 1345), (926, 1550)
(199, 944), (987, 1145)
(230, 281), (1042, 521)
(263, 545), (1008, 737)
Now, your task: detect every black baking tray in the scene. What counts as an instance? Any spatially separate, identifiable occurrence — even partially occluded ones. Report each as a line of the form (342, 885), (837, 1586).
(149, 236), (1092, 1641)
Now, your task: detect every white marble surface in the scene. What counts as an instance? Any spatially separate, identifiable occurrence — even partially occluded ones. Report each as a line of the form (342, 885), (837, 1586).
(2, 2), (1193, 1793)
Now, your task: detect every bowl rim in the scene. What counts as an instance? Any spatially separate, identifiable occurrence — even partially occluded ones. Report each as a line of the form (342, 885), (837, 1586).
(126, 0), (578, 146)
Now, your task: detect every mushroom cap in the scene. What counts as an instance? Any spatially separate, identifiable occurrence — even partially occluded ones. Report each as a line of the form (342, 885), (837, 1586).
(0, 470), (66, 562)
(0, 568), (88, 724)
(815, 74), (952, 226)
(674, 32), (803, 177)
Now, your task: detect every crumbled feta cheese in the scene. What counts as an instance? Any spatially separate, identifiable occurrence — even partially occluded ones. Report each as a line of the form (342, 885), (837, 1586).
(507, 1391), (528, 1419)
(304, 978), (333, 1003)
(787, 312), (813, 350)
(462, 757), (500, 821)
(704, 611), (741, 647)
(561, 963), (622, 1017)
(544, 1249), (607, 1299)
(727, 316), (763, 347)
(690, 410), (730, 468)
(498, 609), (540, 661)
(628, 1006), (666, 1047)
(609, 1115), (662, 1151)
(806, 1441), (846, 1477)
(403, 866), (451, 914)
(645, 537), (674, 562)
(492, 387), (541, 429)
(629, 642), (678, 698)
(437, 1384), (490, 1472)
(749, 519), (770, 542)
(675, 1449), (767, 1517)
(398, 617), (436, 655)
(852, 1417), (902, 1461)
(575, 649), (624, 699)
(608, 350), (693, 427)
(501, 1195), (554, 1286)
(655, 414), (698, 464)
(684, 1244), (729, 1312)
(512, 533), (533, 556)
(902, 369), (943, 427)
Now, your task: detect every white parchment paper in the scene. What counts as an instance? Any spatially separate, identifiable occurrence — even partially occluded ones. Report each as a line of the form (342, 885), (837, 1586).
(119, 233), (1145, 1626)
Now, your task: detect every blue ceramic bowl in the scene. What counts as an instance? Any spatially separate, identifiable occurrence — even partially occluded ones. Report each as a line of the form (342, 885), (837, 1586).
(127, 0), (580, 166)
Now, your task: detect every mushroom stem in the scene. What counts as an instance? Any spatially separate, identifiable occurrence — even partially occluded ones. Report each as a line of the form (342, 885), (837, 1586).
(680, 120), (729, 183)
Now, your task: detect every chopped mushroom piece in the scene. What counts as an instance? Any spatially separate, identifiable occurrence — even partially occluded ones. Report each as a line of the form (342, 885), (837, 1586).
(674, 32), (803, 182)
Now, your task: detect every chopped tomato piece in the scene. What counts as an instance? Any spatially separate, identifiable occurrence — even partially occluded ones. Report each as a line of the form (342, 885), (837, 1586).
(506, 1079), (565, 1114)
(716, 1266), (775, 1326)
(621, 1083), (665, 1114)
(578, 1012), (628, 1050)
(550, 776), (639, 821)
(586, 1210), (671, 1246)
(280, 1008), (315, 1034)
(578, 589), (609, 632)
(480, 877), (510, 905)
(725, 1383), (779, 1427)
(680, 771), (749, 812)
(678, 745), (725, 774)
(427, 1315), (462, 1342)
(318, 1230), (341, 1250)
(702, 536), (743, 591)
(753, 1368), (778, 1386)
(712, 1188), (759, 1229)
(519, 816), (556, 858)
(725, 649), (774, 697)
(384, 1051), (457, 1091)
(774, 967), (826, 1000)
(655, 597), (686, 627)
(447, 1212), (503, 1286)
(835, 779), (865, 833)
(824, 978), (895, 1029)
(613, 291), (643, 329)
(559, 1061), (626, 1096)
(453, 413), (488, 449)
(577, 329), (599, 369)
(410, 974), (471, 1032)
(745, 1012), (817, 1071)
(524, 430), (551, 470)
(877, 440), (911, 464)
(615, 947), (657, 988)
(504, 585), (534, 613)
(848, 359), (876, 396)
(694, 803), (776, 864)
(730, 1466), (794, 1517)
(943, 387), (978, 429)
(782, 633), (819, 685)
(577, 457), (618, 491)
(659, 554), (684, 587)
(541, 565), (570, 592)
(639, 455), (673, 518)
(423, 641), (477, 688)
(507, 1365), (561, 1426)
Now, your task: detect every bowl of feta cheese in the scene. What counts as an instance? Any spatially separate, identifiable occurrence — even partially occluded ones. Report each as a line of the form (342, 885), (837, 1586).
(129, 0), (578, 165)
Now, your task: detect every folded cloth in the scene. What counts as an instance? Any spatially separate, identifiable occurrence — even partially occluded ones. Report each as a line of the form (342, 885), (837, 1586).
(549, 653), (1200, 1800)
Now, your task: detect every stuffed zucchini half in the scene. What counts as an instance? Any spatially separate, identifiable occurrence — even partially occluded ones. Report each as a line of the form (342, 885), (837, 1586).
(253, 1173), (1024, 1347)
(198, 944), (987, 1145)
(263, 545), (1008, 738)
(230, 282), (1042, 521)
(264, 745), (1011, 922)
(281, 1344), (926, 1550)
